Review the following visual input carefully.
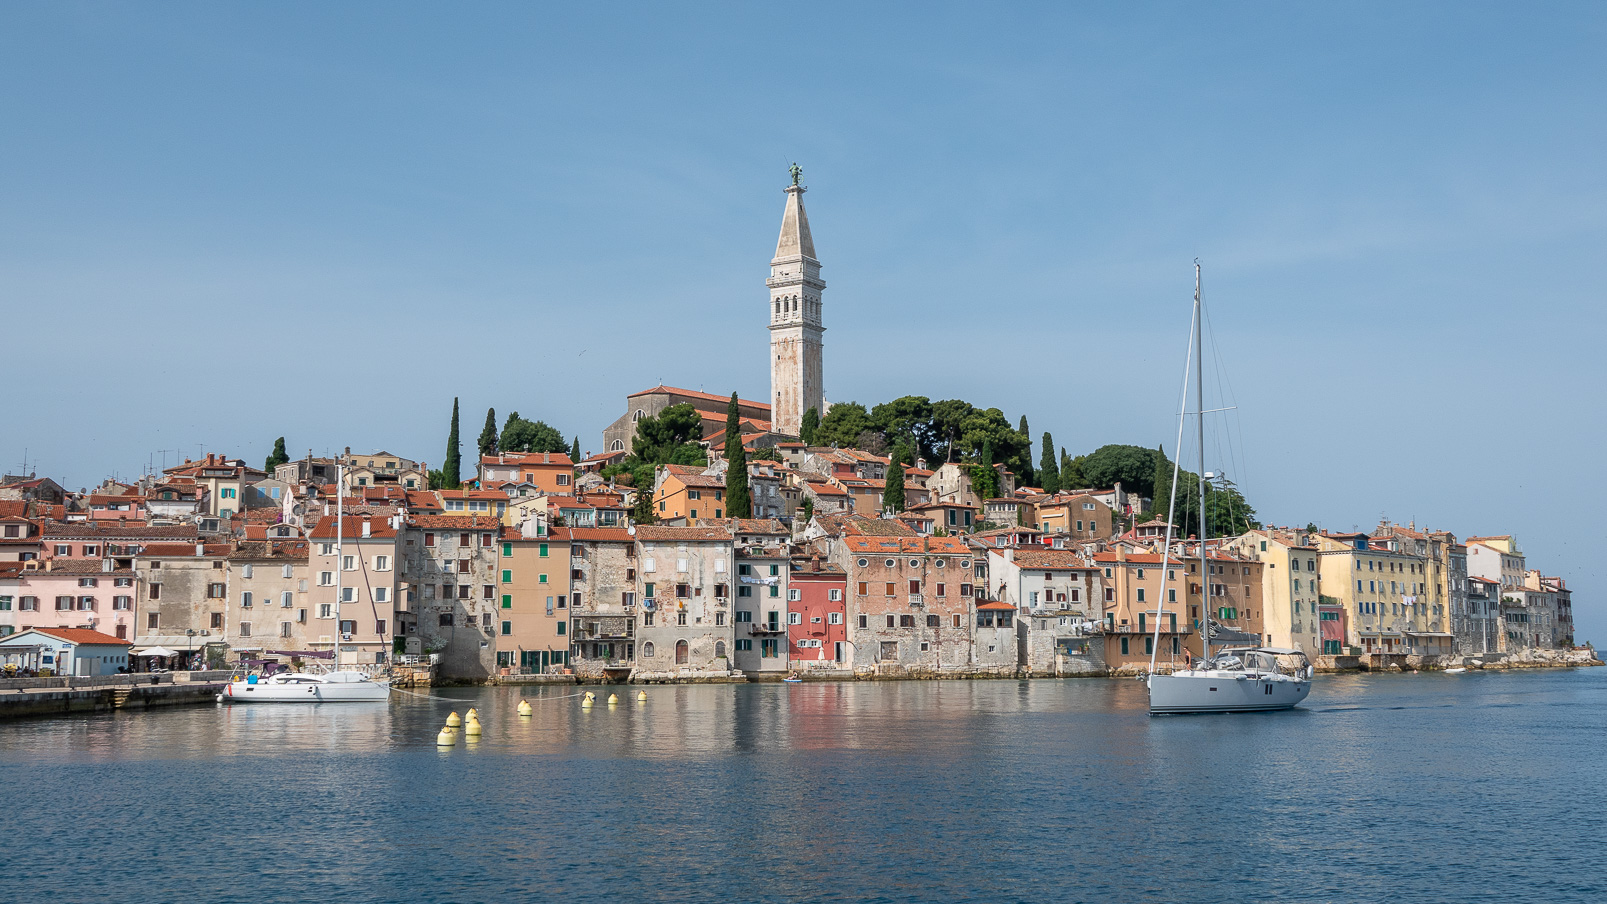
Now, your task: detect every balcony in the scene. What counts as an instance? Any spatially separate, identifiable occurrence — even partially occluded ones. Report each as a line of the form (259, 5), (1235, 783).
(748, 623), (787, 636)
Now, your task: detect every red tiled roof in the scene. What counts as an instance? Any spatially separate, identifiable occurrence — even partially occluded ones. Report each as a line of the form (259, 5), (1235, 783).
(307, 516), (401, 540)
(137, 543), (232, 558)
(26, 627), (132, 647)
(634, 526), (732, 542)
(628, 385), (772, 412)
(1012, 550), (1098, 570)
(844, 536), (969, 554)
(977, 600), (1017, 611)
(567, 528), (634, 543)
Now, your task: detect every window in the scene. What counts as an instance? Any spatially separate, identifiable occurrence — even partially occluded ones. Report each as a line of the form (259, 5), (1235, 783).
(787, 588), (801, 601)
(210, 612), (223, 629)
(858, 615), (868, 628)
(899, 615), (915, 628)
(147, 612), (159, 629)
(828, 612), (842, 625)
(375, 587), (389, 603)
(149, 583), (162, 600)
(241, 592), (253, 608)
(282, 591), (293, 608)
(502, 569), (512, 583)
(239, 621), (251, 637)
(114, 596), (132, 610)
(884, 583), (896, 596)
(501, 621), (512, 636)
(374, 555), (389, 571)
(438, 613), (454, 627)
(425, 533), (435, 548)
(788, 612), (802, 625)
(886, 615), (896, 628)
(207, 583), (225, 599)
(926, 614), (939, 627)
(319, 571), (333, 586)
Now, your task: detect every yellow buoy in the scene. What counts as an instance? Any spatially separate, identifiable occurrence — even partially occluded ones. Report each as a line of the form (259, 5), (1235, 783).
(436, 728), (455, 746)
(517, 699), (533, 717)
(636, 690), (647, 702)
(466, 707), (479, 720)
(606, 693), (619, 705)
(465, 719), (481, 736)
(446, 711), (462, 728)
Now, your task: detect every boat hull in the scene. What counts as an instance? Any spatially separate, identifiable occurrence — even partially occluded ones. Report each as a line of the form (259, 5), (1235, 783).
(1148, 671), (1310, 714)
(222, 679), (391, 703)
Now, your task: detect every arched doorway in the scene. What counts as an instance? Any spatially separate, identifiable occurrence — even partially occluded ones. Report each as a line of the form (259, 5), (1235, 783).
(675, 640), (689, 664)
(714, 641), (726, 658)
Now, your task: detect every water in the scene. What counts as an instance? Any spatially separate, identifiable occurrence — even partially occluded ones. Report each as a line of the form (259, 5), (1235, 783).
(6, 670), (1605, 904)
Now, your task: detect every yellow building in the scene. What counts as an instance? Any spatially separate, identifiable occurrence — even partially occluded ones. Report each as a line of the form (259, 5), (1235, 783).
(1224, 529), (1322, 658)
(654, 465), (727, 525)
(1315, 532), (1447, 662)
(494, 525), (572, 674)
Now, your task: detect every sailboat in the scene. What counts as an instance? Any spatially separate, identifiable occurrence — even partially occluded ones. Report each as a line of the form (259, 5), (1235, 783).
(221, 462), (392, 704)
(1145, 264), (1312, 714)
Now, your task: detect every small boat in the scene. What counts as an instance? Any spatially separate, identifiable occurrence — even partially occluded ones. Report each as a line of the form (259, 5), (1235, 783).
(221, 670), (391, 703)
(1444, 667), (1468, 674)
(782, 674), (802, 683)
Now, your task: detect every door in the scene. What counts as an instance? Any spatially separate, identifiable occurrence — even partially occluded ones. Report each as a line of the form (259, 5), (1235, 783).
(675, 640), (689, 664)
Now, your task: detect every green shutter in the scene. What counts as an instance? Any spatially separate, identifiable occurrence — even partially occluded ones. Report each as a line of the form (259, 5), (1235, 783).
(539, 543), (548, 557)
(539, 574), (547, 584)
(502, 569), (512, 583)
(502, 595), (512, 609)
(556, 621), (566, 636)
(503, 542), (512, 557)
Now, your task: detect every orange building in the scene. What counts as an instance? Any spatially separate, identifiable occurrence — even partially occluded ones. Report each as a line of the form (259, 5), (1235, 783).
(478, 452), (576, 497)
(654, 464), (728, 525)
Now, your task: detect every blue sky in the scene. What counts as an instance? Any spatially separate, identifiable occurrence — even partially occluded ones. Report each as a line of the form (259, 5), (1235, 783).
(3, 3), (1603, 641)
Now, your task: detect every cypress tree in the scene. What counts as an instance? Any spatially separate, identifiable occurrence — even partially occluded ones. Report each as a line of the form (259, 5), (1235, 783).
(800, 407), (820, 445)
(1152, 444), (1173, 522)
(570, 436), (581, 463)
(443, 397), (462, 488)
(264, 437), (289, 472)
(478, 407), (498, 458)
(723, 392), (751, 519)
(800, 496), (814, 523)
(883, 445), (907, 513)
(1039, 432), (1059, 494)
(1017, 415), (1035, 487)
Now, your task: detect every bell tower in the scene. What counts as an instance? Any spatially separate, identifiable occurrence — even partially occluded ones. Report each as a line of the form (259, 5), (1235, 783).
(767, 164), (825, 438)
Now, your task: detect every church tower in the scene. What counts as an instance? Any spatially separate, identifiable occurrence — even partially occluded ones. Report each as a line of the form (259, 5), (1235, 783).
(767, 166), (825, 438)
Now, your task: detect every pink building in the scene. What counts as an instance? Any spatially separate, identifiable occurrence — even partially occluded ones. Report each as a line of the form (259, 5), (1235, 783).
(12, 559), (140, 641)
(788, 558), (847, 671)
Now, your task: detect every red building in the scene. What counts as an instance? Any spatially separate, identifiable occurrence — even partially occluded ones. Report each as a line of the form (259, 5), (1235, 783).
(788, 557), (847, 671)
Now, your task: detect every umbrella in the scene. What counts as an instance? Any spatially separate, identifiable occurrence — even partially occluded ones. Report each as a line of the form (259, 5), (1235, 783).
(138, 646), (179, 657)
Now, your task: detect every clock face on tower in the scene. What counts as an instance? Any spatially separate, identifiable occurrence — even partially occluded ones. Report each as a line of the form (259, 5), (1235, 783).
(768, 177), (825, 438)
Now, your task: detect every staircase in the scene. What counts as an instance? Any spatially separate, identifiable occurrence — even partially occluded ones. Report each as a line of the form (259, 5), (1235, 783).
(109, 687), (134, 710)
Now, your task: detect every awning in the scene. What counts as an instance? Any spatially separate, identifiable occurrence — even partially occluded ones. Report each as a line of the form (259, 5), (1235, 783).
(135, 646), (179, 657)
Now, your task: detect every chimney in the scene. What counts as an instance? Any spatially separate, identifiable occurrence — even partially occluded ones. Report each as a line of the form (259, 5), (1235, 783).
(810, 555), (820, 573)
(361, 518), (372, 538)
(102, 557), (113, 573)
(195, 543), (204, 556)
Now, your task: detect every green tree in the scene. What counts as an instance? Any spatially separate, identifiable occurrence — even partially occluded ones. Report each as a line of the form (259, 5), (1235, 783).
(631, 404), (703, 463)
(930, 399), (976, 461)
(264, 437), (289, 473)
(632, 482), (656, 524)
(800, 496), (814, 523)
(969, 439), (1000, 500)
(443, 398), (462, 488)
(1080, 444), (1159, 498)
(500, 412), (567, 454)
(1038, 432), (1059, 494)
(723, 393), (751, 519)
(870, 396), (935, 462)
(814, 402), (873, 447)
(1016, 416), (1035, 487)
(570, 436), (581, 463)
(883, 444), (908, 512)
(478, 408), (498, 458)
(1151, 444), (1174, 522)
(1060, 448), (1086, 490)
(799, 407), (820, 445)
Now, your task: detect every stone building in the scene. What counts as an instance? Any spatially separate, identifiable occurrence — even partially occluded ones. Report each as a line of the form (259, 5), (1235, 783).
(134, 542), (233, 665)
(633, 526), (736, 677)
(400, 515), (500, 679)
(567, 527), (638, 680)
(602, 386), (771, 456)
(225, 539), (310, 653)
(837, 534), (974, 675)
(731, 541), (789, 675)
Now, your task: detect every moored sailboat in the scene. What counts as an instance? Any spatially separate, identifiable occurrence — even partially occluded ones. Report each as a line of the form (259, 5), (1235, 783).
(1145, 264), (1312, 714)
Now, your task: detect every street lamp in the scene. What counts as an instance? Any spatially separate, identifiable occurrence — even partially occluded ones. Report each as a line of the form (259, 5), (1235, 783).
(185, 628), (197, 671)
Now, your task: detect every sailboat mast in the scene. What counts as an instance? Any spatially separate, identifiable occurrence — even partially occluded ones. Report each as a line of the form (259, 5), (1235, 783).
(335, 461), (343, 670)
(1196, 263), (1210, 663)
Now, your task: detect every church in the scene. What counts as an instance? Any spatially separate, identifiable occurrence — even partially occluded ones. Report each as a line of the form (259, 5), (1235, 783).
(601, 168), (827, 454)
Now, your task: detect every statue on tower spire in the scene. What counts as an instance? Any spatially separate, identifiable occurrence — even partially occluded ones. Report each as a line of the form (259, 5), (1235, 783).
(788, 162), (802, 187)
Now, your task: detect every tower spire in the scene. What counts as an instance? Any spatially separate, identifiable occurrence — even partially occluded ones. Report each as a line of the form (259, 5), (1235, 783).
(767, 166), (826, 438)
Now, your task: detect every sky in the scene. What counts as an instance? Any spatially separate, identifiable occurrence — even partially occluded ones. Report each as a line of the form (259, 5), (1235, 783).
(2, 3), (1603, 641)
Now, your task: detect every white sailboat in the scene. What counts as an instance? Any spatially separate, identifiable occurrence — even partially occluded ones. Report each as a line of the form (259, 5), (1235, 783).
(221, 462), (391, 704)
(1146, 263), (1312, 715)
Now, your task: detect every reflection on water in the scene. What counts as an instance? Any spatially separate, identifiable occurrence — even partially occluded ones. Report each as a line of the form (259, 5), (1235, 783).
(5, 670), (1605, 903)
